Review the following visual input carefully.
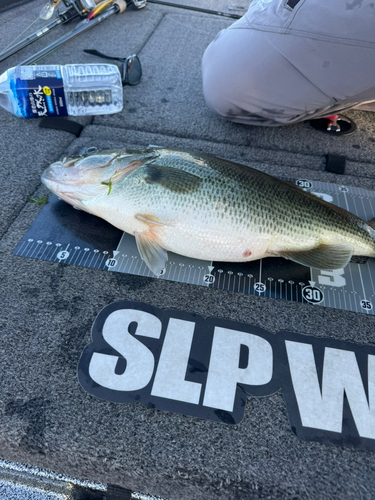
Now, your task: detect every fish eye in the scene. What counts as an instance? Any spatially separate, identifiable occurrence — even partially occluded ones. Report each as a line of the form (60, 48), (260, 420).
(86, 147), (98, 154)
(78, 147), (98, 156)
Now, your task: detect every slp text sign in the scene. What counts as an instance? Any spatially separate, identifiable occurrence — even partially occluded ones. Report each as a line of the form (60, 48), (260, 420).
(78, 301), (375, 451)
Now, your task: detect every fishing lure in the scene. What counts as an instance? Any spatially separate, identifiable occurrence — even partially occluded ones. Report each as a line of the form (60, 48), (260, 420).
(87, 0), (115, 20)
(40, 0), (64, 20)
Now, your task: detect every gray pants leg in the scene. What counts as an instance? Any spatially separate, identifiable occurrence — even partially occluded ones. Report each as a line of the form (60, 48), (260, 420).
(202, 0), (375, 126)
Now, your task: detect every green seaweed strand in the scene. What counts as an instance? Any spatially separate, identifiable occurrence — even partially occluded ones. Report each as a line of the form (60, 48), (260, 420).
(101, 178), (113, 195)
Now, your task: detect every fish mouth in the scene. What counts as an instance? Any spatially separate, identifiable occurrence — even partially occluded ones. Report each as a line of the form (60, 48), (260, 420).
(41, 148), (159, 211)
(41, 162), (108, 212)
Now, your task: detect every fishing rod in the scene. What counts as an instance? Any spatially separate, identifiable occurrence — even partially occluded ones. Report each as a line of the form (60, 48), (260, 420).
(146, 0), (243, 20)
(2, 0), (240, 66)
(20, 2), (122, 65)
(0, 0), (145, 64)
(18, 0), (146, 65)
(0, 0), (85, 63)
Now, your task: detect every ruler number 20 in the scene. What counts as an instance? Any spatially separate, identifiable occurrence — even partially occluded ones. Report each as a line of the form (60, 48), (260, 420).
(204, 274), (215, 284)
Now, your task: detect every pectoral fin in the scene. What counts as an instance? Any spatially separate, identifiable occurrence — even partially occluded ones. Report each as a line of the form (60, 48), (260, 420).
(134, 231), (168, 276)
(278, 243), (354, 270)
(136, 213), (169, 226)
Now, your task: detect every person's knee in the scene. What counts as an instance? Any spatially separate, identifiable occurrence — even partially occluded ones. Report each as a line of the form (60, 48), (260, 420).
(202, 37), (241, 120)
(202, 72), (235, 119)
(202, 30), (330, 126)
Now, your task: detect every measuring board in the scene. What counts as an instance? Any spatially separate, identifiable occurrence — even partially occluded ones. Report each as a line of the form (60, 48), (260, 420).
(13, 178), (375, 315)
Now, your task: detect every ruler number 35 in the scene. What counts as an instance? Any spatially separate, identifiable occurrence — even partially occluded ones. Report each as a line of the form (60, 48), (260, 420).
(361, 300), (373, 310)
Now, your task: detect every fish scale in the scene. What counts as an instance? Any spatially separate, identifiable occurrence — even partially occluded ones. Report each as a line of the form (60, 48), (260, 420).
(41, 147), (375, 275)
(140, 150), (370, 247)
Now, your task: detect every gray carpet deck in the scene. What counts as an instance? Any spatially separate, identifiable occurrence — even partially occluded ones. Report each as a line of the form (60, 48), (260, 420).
(0, 1), (375, 499)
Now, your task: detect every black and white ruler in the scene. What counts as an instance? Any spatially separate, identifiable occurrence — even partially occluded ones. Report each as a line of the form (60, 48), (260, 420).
(14, 177), (375, 315)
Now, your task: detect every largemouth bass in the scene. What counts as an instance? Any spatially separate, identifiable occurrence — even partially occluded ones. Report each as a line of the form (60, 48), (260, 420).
(41, 147), (375, 275)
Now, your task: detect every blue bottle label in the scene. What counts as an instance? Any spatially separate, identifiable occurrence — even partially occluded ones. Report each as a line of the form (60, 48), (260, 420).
(11, 66), (68, 118)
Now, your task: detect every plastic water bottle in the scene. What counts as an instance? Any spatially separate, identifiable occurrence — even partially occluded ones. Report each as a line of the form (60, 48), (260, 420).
(0, 64), (123, 118)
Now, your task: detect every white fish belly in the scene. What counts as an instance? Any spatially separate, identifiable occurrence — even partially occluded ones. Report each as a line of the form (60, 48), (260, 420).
(149, 220), (272, 262)
(88, 199), (281, 262)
